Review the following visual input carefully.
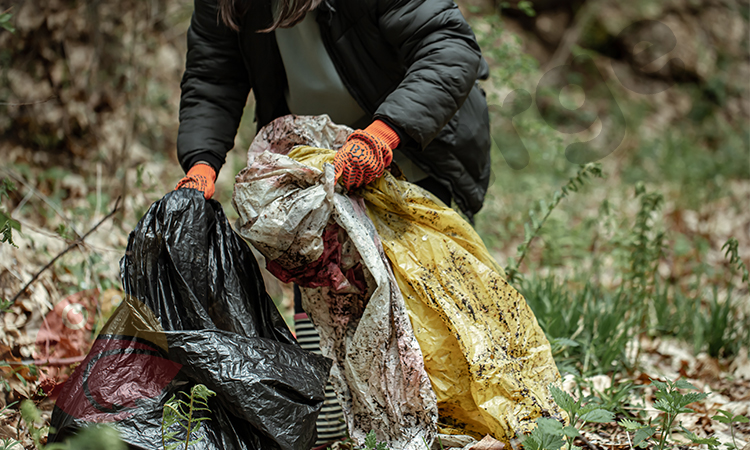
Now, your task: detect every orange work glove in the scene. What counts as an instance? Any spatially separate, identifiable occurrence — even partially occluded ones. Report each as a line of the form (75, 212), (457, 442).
(334, 119), (400, 190)
(174, 162), (216, 199)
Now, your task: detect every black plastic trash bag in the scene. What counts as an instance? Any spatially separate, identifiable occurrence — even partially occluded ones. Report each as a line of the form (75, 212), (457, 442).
(48, 189), (332, 450)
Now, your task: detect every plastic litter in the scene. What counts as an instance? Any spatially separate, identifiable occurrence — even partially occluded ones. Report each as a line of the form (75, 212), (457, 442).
(233, 115), (564, 447)
(48, 189), (332, 450)
(233, 137), (438, 450)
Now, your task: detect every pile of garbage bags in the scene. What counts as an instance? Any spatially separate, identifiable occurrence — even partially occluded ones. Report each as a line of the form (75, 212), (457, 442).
(48, 114), (563, 450)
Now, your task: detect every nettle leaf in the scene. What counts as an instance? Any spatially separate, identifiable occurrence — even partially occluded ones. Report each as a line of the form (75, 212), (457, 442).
(527, 418), (565, 450)
(580, 409), (614, 423)
(649, 378), (667, 392)
(538, 432), (565, 450)
(632, 427), (656, 447)
(681, 426), (720, 448)
(578, 403), (598, 416)
(653, 399), (672, 412)
(549, 385), (577, 415)
(734, 415), (749, 423)
(712, 410), (732, 423)
(680, 392), (709, 407)
(674, 379), (699, 391)
(619, 419), (643, 431)
(562, 425), (580, 438)
(365, 430), (378, 449)
(523, 430), (543, 450)
(537, 418), (564, 435)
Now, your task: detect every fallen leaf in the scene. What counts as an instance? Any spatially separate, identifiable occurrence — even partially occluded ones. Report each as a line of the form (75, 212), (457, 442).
(470, 435), (505, 450)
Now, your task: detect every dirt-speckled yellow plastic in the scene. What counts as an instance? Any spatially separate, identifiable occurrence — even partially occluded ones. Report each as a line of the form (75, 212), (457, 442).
(289, 146), (565, 442)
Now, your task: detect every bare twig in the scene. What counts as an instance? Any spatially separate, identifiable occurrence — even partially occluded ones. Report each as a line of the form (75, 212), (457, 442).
(2, 355), (87, 366)
(576, 434), (599, 450)
(1, 168), (84, 238)
(8, 197), (121, 305)
(544, 1), (599, 70)
(0, 95), (58, 106)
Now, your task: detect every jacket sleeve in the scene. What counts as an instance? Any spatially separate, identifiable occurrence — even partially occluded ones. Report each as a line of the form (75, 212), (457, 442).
(374, 0), (483, 149)
(177, 0), (251, 173)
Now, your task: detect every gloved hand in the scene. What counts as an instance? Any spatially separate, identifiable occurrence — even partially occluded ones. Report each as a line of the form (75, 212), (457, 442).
(174, 162), (216, 199)
(334, 119), (400, 190)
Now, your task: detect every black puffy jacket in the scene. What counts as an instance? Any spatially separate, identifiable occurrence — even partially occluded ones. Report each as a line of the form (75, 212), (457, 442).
(177, 0), (491, 218)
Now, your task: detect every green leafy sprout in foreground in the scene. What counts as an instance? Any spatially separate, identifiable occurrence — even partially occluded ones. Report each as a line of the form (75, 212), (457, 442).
(618, 378), (709, 450)
(162, 384), (216, 450)
(523, 384), (613, 450)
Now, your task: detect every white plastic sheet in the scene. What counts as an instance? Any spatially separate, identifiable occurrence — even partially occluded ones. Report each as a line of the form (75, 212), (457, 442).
(233, 115), (438, 450)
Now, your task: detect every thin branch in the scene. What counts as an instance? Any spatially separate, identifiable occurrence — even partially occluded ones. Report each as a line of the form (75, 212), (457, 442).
(576, 433), (598, 450)
(1, 355), (87, 366)
(1, 168), (83, 238)
(0, 95), (58, 106)
(544, 1), (599, 70)
(8, 197), (121, 305)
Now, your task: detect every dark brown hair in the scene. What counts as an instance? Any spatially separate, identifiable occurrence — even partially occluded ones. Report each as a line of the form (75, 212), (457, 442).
(218, 0), (323, 32)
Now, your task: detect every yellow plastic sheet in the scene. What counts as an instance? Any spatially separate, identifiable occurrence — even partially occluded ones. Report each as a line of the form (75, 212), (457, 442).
(289, 146), (564, 443)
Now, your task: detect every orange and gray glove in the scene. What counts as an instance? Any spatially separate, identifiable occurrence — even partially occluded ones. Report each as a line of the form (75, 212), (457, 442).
(174, 162), (216, 199)
(334, 119), (400, 190)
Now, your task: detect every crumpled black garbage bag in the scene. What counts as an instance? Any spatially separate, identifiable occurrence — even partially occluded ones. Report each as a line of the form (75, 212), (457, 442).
(49, 189), (332, 450)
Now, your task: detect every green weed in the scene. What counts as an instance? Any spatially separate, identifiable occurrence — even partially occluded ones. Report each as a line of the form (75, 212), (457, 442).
(506, 163), (604, 284)
(521, 385), (614, 450)
(161, 384), (216, 450)
(18, 398), (126, 450)
(723, 237), (750, 286)
(0, 8), (14, 34)
(363, 430), (390, 450)
(712, 409), (750, 450)
(585, 378), (640, 419)
(0, 178), (20, 247)
(622, 378), (709, 450)
(0, 401), (21, 450)
(522, 277), (635, 375)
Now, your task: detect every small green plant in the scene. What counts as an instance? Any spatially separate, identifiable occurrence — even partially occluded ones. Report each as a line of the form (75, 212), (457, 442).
(628, 183), (665, 295)
(498, 0), (536, 17)
(161, 384), (216, 450)
(722, 237), (749, 286)
(619, 418), (657, 449)
(0, 178), (21, 247)
(619, 378), (709, 450)
(362, 430), (390, 450)
(522, 417), (566, 450)
(651, 378), (709, 450)
(14, 398), (126, 449)
(712, 409), (749, 450)
(522, 385), (613, 450)
(506, 163), (604, 283)
(20, 399), (48, 449)
(0, 297), (13, 314)
(587, 379), (640, 419)
(0, 401), (21, 450)
(0, 8), (14, 33)
(680, 425), (722, 450)
(551, 385), (614, 450)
